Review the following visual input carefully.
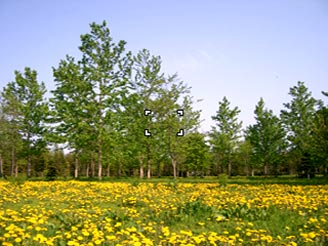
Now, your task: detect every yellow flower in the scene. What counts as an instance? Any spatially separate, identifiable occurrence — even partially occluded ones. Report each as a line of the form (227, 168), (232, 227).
(15, 237), (22, 243)
(2, 243), (13, 246)
(67, 241), (79, 246)
(94, 239), (102, 245)
(180, 230), (192, 236)
(216, 215), (225, 222)
(114, 222), (122, 228)
(308, 231), (316, 239)
(106, 235), (116, 240)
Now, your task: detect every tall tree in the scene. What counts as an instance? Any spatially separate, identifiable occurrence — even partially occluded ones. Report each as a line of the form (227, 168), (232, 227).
(51, 21), (133, 180)
(1, 68), (48, 178)
(155, 76), (199, 179)
(280, 81), (318, 176)
(310, 91), (328, 175)
(245, 98), (286, 176)
(127, 49), (166, 178)
(0, 102), (24, 178)
(79, 21), (132, 180)
(181, 132), (210, 176)
(51, 55), (94, 178)
(209, 97), (242, 177)
(236, 139), (253, 176)
(125, 49), (201, 179)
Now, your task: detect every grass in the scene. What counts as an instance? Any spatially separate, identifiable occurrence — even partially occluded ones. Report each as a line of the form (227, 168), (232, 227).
(0, 177), (328, 245)
(5, 173), (328, 185)
(69, 175), (328, 186)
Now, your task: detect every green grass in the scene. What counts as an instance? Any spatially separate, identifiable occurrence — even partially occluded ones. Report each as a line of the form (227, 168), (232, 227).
(3, 174), (328, 185)
(0, 180), (327, 245)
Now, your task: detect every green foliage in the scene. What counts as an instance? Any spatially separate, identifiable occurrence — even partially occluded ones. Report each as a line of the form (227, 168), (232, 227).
(182, 132), (210, 174)
(124, 49), (167, 178)
(309, 93), (328, 175)
(218, 173), (228, 186)
(209, 97), (242, 176)
(51, 21), (133, 179)
(280, 81), (317, 152)
(245, 98), (287, 175)
(1, 67), (48, 178)
(1, 20), (328, 179)
(45, 158), (58, 181)
(281, 81), (319, 176)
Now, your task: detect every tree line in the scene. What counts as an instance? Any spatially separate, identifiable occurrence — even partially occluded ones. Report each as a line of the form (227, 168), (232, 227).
(0, 21), (327, 180)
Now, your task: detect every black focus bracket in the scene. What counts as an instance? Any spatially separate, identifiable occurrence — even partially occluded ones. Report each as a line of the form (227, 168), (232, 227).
(143, 109), (185, 137)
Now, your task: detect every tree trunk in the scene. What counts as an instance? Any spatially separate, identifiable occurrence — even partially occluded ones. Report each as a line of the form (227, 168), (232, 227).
(74, 157), (79, 179)
(27, 154), (31, 178)
(146, 141), (151, 179)
(251, 168), (255, 177)
(11, 146), (15, 176)
(157, 161), (161, 178)
(0, 153), (3, 177)
(15, 164), (18, 178)
(172, 158), (177, 179)
(98, 83), (104, 181)
(245, 160), (249, 176)
(65, 161), (70, 179)
(91, 159), (95, 178)
(147, 159), (151, 179)
(118, 163), (122, 177)
(27, 134), (31, 178)
(264, 164), (268, 176)
(86, 163), (89, 177)
(139, 156), (144, 178)
(98, 145), (102, 180)
(106, 165), (110, 177)
(228, 161), (232, 177)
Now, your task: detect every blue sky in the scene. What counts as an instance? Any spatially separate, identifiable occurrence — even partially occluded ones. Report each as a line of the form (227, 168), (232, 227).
(1, 0), (327, 132)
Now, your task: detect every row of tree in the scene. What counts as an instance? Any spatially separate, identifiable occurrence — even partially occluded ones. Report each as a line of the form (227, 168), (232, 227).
(0, 21), (327, 180)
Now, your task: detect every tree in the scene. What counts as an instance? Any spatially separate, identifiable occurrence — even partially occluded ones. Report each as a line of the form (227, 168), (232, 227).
(126, 49), (166, 178)
(155, 76), (200, 179)
(209, 97), (242, 177)
(310, 91), (328, 176)
(236, 139), (253, 176)
(182, 132), (210, 176)
(51, 21), (133, 180)
(79, 21), (133, 180)
(245, 98), (286, 176)
(280, 81), (318, 176)
(1, 67), (48, 178)
(51, 55), (94, 178)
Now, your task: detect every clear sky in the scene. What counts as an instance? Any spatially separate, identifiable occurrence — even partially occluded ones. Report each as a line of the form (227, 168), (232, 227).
(1, 0), (327, 132)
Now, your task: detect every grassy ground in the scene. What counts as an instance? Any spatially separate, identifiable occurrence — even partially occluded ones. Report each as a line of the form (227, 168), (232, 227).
(15, 174), (328, 185)
(53, 175), (328, 186)
(0, 177), (327, 245)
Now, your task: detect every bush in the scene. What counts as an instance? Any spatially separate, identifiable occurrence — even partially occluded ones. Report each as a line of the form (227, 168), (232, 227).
(218, 173), (228, 186)
(45, 165), (58, 181)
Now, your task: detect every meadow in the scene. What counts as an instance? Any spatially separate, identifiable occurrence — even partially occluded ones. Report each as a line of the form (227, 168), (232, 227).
(0, 178), (328, 245)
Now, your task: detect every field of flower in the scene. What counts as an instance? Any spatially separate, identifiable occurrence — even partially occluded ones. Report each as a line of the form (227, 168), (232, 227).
(0, 180), (328, 245)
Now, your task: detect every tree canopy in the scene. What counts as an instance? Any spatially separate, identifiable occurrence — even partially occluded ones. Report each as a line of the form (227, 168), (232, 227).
(1, 21), (327, 179)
